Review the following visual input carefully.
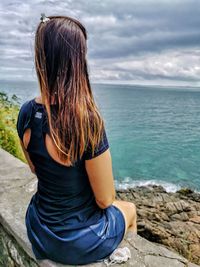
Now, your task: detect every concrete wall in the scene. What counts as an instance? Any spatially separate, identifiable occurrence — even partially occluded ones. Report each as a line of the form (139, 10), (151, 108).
(0, 148), (199, 267)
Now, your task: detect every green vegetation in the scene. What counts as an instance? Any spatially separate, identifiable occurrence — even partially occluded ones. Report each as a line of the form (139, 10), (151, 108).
(0, 91), (26, 162)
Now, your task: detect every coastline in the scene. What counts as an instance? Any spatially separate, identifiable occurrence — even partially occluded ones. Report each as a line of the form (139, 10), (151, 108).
(116, 184), (200, 265)
(116, 179), (187, 193)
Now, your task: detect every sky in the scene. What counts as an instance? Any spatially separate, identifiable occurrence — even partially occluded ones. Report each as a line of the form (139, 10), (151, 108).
(0, 0), (200, 87)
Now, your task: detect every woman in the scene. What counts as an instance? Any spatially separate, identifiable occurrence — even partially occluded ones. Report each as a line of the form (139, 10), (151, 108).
(16, 14), (137, 265)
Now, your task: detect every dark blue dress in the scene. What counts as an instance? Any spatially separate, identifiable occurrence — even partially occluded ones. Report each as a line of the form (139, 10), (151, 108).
(16, 98), (126, 265)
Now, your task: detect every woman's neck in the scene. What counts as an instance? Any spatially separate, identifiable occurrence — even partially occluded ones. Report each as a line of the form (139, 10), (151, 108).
(35, 96), (56, 105)
(35, 96), (43, 104)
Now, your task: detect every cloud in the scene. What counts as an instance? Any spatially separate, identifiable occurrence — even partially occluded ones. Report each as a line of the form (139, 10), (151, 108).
(0, 0), (199, 86)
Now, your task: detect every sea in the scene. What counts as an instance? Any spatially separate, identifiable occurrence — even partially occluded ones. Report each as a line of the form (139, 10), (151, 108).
(1, 79), (200, 192)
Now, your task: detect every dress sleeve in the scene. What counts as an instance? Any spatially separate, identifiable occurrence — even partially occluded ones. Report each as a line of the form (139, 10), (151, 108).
(83, 125), (110, 160)
(16, 100), (33, 142)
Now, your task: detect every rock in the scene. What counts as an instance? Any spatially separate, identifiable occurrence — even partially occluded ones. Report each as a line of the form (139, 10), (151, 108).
(144, 255), (185, 267)
(177, 188), (194, 195)
(0, 224), (38, 267)
(116, 184), (200, 265)
(189, 216), (200, 224)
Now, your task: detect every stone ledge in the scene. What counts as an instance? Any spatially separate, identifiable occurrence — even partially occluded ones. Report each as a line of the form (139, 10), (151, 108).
(0, 148), (199, 267)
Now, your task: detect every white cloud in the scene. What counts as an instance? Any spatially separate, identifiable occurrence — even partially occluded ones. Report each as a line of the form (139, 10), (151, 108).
(0, 0), (199, 86)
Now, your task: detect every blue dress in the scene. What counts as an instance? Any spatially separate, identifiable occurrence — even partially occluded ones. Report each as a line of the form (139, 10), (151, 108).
(16, 98), (126, 265)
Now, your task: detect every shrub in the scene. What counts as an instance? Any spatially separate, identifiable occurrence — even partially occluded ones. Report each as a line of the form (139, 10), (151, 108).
(0, 91), (26, 162)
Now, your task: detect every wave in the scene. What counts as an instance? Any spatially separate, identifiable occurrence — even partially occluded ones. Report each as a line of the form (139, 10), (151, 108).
(115, 178), (182, 193)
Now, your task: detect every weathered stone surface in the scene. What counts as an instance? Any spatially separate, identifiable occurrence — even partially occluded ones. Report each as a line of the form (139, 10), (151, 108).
(144, 255), (185, 267)
(116, 185), (200, 265)
(0, 223), (38, 267)
(0, 148), (199, 267)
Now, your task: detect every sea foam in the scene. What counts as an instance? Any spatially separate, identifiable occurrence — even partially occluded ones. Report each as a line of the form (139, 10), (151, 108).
(115, 177), (181, 193)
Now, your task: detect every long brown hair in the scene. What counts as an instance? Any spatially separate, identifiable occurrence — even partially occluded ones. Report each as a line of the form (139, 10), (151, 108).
(34, 15), (105, 166)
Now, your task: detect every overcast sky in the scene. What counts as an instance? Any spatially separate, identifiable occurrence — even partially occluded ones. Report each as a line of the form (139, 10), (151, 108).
(0, 0), (200, 87)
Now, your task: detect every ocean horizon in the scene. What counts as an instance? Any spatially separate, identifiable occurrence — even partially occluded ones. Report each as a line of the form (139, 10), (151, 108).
(1, 79), (200, 193)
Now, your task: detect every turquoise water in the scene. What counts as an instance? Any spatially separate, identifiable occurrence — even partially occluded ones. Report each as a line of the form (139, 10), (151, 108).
(1, 80), (200, 192)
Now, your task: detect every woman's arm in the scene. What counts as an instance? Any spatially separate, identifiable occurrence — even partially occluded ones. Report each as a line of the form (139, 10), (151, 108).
(85, 148), (116, 209)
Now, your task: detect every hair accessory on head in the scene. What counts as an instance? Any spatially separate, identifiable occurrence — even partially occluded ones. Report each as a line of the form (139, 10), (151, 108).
(40, 13), (50, 23)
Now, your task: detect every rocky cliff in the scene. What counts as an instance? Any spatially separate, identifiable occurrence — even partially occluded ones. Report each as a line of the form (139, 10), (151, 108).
(116, 185), (200, 265)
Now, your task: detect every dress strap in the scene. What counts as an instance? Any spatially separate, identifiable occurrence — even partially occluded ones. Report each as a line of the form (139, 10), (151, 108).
(30, 102), (50, 139)
(16, 99), (47, 152)
(16, 100), (34, 142)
